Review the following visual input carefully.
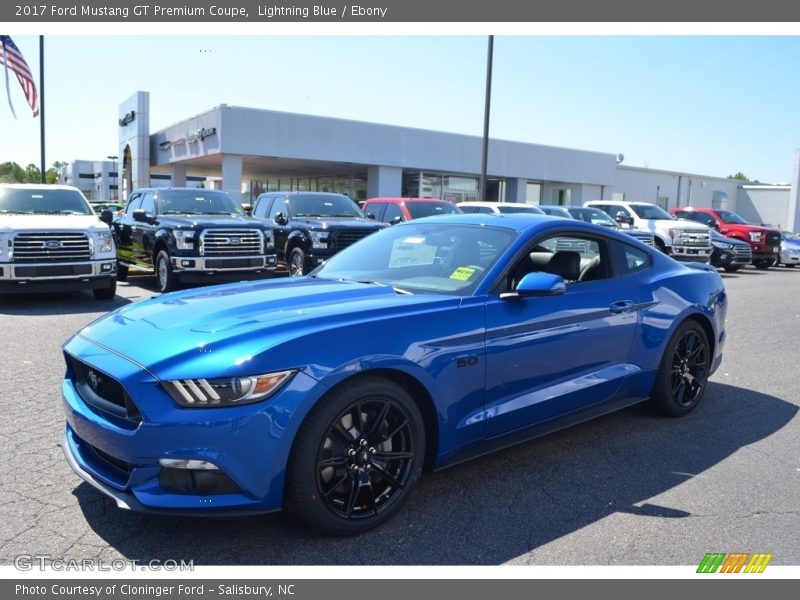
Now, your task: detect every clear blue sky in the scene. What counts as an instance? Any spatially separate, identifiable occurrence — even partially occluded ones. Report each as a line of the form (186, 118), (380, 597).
(1, 35), (798, 183)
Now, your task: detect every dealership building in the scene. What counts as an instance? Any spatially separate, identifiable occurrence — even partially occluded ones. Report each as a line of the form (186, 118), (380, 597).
(62, 91), (800, 231)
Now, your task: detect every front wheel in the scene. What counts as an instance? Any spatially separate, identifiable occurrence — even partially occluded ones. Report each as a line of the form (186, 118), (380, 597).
(649, 320), (710, 417)
(288, 247), (307, 276)
(723, 265), (740, 273)
(155, 250), (180, 293)
(285, 376), (426, 535)
(753, 259), (772, 270)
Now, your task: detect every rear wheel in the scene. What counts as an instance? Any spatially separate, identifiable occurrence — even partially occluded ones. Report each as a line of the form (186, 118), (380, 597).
(285, 376), (425, 535)
(649, 320), (710, 417)
(754, 259), (772, 270)
(116, 262), (129, 282)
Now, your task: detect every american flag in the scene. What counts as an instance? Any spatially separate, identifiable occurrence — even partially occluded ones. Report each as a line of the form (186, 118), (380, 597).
(0, 35), (39, 118)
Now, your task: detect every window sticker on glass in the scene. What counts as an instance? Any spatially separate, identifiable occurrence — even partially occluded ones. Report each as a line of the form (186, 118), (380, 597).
(389, 237), (436, 268)
(450, 267), (476, 281)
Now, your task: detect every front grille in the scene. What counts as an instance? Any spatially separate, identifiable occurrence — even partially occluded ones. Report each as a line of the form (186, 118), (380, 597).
(627, 231), (654, 246)
(68, 356), (141, 424)
(734, 245), (752, 257)
(86, 442), (134, 479)
(204, 257), (263, 269)
(12, 232), (91, 263)
(201, 229), (263, 256)
(331, 229), (377, 252)
(766, 232), (781, 246)
(677, 230), (711, 247)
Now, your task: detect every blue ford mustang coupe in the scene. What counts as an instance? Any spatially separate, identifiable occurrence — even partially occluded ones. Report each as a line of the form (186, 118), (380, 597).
(62, 214), (726, 535)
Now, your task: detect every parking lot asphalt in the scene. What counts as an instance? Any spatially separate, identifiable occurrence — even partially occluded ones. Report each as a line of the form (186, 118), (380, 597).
(0, 267), (798, 566)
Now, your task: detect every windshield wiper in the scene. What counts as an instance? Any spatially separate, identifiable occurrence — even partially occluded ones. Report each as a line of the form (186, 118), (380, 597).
(0, 210), (31, 214)
(33, 210), (87, 215)
(355, 280), (413, 295)
(203, 211), (239, 215)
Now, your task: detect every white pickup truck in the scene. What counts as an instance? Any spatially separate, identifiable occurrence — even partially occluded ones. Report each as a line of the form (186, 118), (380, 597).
(0, 184), (117, 299)
(584, 200), (713, 263)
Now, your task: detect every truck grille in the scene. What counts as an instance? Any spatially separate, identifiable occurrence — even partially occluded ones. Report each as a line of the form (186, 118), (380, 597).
(626, 231), (655, 246)
(201, 229), (263, 256)
(766, 232), (781, 247)
(12, 232), (91, 263)
(677, 230), (711, 247)
(331, 230), (377, 252)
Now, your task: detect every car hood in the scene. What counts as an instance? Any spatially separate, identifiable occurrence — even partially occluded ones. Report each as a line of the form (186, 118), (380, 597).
(290, 217), (385, 230)
(0, 215), (105, 232)
(156, 215), (265, 229)
(75, 277), (458, 379)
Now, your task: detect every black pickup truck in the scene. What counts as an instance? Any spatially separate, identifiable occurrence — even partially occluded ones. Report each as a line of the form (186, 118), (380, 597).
(112, 187), (277, 292)
(251, 192), (386, 275)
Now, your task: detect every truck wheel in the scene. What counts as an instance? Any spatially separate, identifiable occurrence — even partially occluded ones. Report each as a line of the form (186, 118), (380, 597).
(93, 279), (117, 300)
(654, 238), (668, 254)
(754, 259), (771, 270)
(116, 262), (128, 282)
(289, 247), (307, 276)
(155, 250), (180, 293)
(723, 266), (740, 273)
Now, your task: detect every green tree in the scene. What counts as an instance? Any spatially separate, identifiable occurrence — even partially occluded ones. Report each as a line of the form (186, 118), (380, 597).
(24, 163), (41, 183)
(0, 161), (25, 183)
(728, 172), (748, 181)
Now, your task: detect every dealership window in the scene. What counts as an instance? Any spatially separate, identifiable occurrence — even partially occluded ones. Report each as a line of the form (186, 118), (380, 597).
(551, 188), (571, 206)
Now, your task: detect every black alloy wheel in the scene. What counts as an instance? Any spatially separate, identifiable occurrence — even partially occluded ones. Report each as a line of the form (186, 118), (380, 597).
(286, 377), (425, 535)
(650, 321), (710, 417)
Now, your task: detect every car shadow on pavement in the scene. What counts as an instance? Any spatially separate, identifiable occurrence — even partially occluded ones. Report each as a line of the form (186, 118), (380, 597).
(0, 292), (132, 315)
(71, 382), (797, 565)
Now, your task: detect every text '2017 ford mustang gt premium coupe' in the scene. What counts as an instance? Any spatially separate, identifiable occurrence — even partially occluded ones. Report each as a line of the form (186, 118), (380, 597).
(61, 214), (726, 535)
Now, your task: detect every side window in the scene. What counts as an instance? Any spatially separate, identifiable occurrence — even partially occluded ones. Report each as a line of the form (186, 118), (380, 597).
(140, 192), (155, 215)
(383, 203), (405, 223)
(253, 196), (270, 218)
(125, 193), (142, 217)
(612, 240), (652, 275)
(506, 234), (607, 291)
(366, 202), (386, 221)
(268, 197), (287, 221)
(698, 213), (717, 227)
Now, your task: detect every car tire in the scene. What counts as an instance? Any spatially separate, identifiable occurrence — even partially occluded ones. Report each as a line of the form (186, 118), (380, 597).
(155, 250), (179, 293)
(285, 376), (426, 536)
(723, 265), (740, 273)
(289, 247), (307, 276)
(116, 262), (129, 282)
(649, 320), (710, 417)
(92, 279), (116, 300)
(754, 259), (771, 270)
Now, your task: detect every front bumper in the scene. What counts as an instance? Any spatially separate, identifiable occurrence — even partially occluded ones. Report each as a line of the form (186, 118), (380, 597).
(0, 260), (116, 293)
(669, 246), (712, 262)
(170, 254), (277, 273)
(779, 249), (800, 265)
(61, 335), (320, 514)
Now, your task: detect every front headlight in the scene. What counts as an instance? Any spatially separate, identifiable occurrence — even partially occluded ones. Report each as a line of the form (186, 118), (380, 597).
(263, 229), (275, 250)
(712, 241), (734, 250)
(668, 229), (684, 240)
(173, 230), (195, 250)
(0, 234), (9, 260)
(92, 230), (114, 254)
(749, 231), (762, 242)
(162, 370), (296, 407)
(309, 231), (329, 249)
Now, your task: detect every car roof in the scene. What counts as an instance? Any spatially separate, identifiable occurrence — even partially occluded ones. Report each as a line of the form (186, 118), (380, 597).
(404, 212), (598, 232)
(364, 197), (451, 204)
(0, 183), (81, 191)
(459, 201), (537, 208)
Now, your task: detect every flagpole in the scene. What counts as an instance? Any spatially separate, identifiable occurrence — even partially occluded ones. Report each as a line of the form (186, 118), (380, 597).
(39, 35), (45, 183)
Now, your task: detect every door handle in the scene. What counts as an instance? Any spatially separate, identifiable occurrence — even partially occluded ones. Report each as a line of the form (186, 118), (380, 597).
(609, 300), (635, 314)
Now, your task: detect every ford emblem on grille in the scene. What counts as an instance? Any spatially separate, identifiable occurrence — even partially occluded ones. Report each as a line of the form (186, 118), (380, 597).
(87, 370), (102, 390)
(228, 237), (241, 245)
(44, 240), (62, 249)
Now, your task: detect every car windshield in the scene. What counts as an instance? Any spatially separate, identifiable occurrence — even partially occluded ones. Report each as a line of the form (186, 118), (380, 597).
(496, 205), (543, 214)
(782, 231), (800, 241)
(567, 207), (619, 228)
(539, 206), (571, 218)
(314, 222), (517, 296)
(716, 209), (750, 225)
(629, 204), (674, 220)
(158, 190), (243, 216)
(405, 201), (459, 219)
(287, 194), (363, 218)
(0, 188), (93, 215)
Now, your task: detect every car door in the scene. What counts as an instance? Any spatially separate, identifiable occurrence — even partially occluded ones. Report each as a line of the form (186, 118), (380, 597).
(115, 193), (142, 263)
(363, 201), (386, 222)
(483, 231), (640, 438)
(267, 195), (291, 263)
(131, 191), (156, 267)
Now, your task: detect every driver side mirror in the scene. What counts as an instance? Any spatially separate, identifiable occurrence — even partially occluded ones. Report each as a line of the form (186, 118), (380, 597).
(500, 272), (566, 301)
(615, 213), (634, 227)
(99, 209), (114, 225)
(274, 212), (288, 226)
(366, 213), (376, 220)
(241, 203), (252, 216)
(132, 209), (154, 224)
(390, 215), (403, 225)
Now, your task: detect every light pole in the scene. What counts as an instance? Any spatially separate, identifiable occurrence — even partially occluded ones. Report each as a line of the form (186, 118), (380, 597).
(107, 155), (118, 202)
(478, 35), (493, 202)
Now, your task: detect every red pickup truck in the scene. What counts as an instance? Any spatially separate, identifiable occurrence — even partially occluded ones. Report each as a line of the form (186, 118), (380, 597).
(670, 207), (781, 269)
